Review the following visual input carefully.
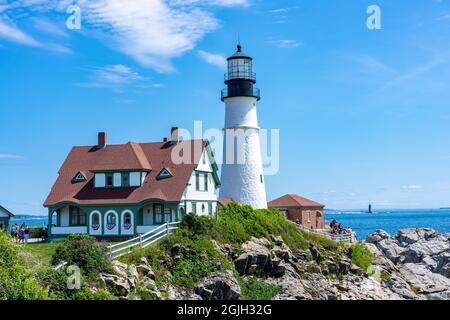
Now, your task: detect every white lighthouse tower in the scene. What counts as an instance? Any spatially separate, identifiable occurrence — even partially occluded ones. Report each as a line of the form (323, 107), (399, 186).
(219, 44), (268, 209)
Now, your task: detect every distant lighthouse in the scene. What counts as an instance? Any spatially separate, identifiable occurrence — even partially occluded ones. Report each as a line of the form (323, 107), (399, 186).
(219, 44), (268, 209)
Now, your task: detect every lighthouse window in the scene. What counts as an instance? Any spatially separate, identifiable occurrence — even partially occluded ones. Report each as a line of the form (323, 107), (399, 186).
(260, 175), (263, 183)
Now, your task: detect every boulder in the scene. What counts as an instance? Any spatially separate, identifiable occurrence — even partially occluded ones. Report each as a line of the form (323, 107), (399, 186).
(234, 238), (272, 276)
(195, 271), (240, 300)
(366, 230), (391, 244)
(101, 274), (130, 297)
(403, 236), (450, 263)
(397, 228), (439, 245)
(375, 239), (406, 264)
(112, 260), (129, 278)
(271, 235), (284, 246)
(398, 263), (450, 294)
(309, 244), (322, 263)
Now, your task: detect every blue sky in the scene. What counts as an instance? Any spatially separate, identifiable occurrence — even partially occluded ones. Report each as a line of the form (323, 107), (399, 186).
(1, 0), (450, 214)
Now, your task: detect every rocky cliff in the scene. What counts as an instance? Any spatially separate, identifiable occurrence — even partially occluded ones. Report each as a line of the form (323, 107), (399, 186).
(98, 228), (450, 300)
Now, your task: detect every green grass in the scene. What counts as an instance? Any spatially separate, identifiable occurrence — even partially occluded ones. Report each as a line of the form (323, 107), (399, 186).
(238, 276), (283, 300)
(351, 243), (374, 272)
(21, 242), (59, 267)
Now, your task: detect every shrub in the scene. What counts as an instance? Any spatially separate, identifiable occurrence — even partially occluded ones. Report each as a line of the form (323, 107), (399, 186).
(51, 234), (111, 279)
(0, 233), (48, 300)
(351, 243), (374, 272)
(238, 276), (283, 300)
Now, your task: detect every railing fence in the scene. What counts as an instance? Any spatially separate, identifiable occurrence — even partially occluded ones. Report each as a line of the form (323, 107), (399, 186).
(107, 222), (181, 260)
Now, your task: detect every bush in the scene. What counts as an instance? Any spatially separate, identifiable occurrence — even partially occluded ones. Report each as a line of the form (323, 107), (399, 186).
(51, 234), (111, 279)
(0, 233), (48, 300)
(238, 276), (283, 300)
(351, 243), (374, 272)
(181, 203), (340, 253)
(29, 227), (43, 239)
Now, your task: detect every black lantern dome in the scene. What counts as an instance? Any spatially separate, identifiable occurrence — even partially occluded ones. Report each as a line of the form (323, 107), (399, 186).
(221, 44), (260, 101)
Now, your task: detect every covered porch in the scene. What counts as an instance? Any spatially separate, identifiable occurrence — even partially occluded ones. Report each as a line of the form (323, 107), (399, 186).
(47, 201), (186, 238)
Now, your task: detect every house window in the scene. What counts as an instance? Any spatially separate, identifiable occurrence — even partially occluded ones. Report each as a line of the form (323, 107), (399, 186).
(70, 207), (86, 226)
(92, 213), (100, 225)
(306, 210), (311, 223)
(72, 172), (86, 183)
(208, 202), (213, 216)
(106, 173), (113, 187)
(201, 203), (206, 213)
(191, 202), (197, 214)
(164, 207), (171, 223)
(106, 213), (117, 230)
(123, 212), (132, 230)
(202, 154), (206, 165)
(154, 204), (164, 224)
(157, 168), (172, 180)
(204, 173), (208, 192)
(122, 173), (130, 187)
(195, 173), (200, 191)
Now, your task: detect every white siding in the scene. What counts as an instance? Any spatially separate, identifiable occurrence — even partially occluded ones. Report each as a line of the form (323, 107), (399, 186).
(0, 208), (10, 218)
(113, 173), (121, 187)
(95, 173), (106, 188)
(60, 206), (70, 227)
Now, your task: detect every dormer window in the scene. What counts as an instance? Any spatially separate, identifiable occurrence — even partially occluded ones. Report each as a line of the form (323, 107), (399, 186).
(94, 171), (146, 188)
(105, 173), (113, 187)
(156, 168), (173, 180)
(71, 172), (86, 183)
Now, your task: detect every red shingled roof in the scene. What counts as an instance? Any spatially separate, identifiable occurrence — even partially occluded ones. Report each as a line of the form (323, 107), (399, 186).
(268, 194), (324, 208)
(44, 140), (206, 207)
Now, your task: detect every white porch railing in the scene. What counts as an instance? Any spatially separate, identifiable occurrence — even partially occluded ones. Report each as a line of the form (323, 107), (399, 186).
(294, 223), (356, 243)
(107, 222), (181, 260)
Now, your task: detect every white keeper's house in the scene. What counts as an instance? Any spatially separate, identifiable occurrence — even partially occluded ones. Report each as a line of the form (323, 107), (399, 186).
(44, 128), (220, 239)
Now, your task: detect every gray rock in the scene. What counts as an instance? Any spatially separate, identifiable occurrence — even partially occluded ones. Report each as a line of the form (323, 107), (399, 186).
(195, 271), (240, 300)
(376, 239), (406, 264)
(398, 263), (450, 294)
(397, 228), (439, 245)
(101, 274), (130, 297)
(366, 230), (391, 244)
(271, 235), (284, 246)
(112, 260), (129, 278)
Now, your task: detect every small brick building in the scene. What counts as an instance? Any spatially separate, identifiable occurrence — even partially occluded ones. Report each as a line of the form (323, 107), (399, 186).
(268, 194), (325, 230)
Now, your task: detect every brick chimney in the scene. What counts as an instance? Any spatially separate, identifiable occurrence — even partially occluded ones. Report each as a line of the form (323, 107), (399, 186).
(171, 127), (179, 142)
(98, 132), (107, 148)
(163, 137), (168, 143)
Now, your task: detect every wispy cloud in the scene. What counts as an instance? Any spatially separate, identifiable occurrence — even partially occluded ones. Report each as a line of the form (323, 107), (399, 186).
(31, 17), (69, 38)
(0, 15), (41, 47)
(0, 14), (72, 53)
(76, 64), (161, 92)
(402, 184), (422, 190)
(1, 0), (250, 72)
(198, 50), (227, 69)
(268, 6), (299, 24)
(271, 39), (303, 49)
(0, 153), (24, 160)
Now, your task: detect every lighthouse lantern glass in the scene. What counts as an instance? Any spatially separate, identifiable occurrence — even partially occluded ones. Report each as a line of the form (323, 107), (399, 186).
(227, 57), (253, 80)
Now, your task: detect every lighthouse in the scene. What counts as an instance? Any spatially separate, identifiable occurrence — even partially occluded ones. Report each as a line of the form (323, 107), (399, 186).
(219, 44), (268, 209)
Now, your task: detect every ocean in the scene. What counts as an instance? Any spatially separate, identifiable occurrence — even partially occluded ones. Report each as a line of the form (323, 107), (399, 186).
(10, 216), (53, 228)
(325, 209), (450, 240)
(11, 209), (450, 242)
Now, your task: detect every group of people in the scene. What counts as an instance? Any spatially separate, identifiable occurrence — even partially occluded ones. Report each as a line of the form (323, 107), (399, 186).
(10, 224), (31, 243)
(329, 219), (353, 235)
